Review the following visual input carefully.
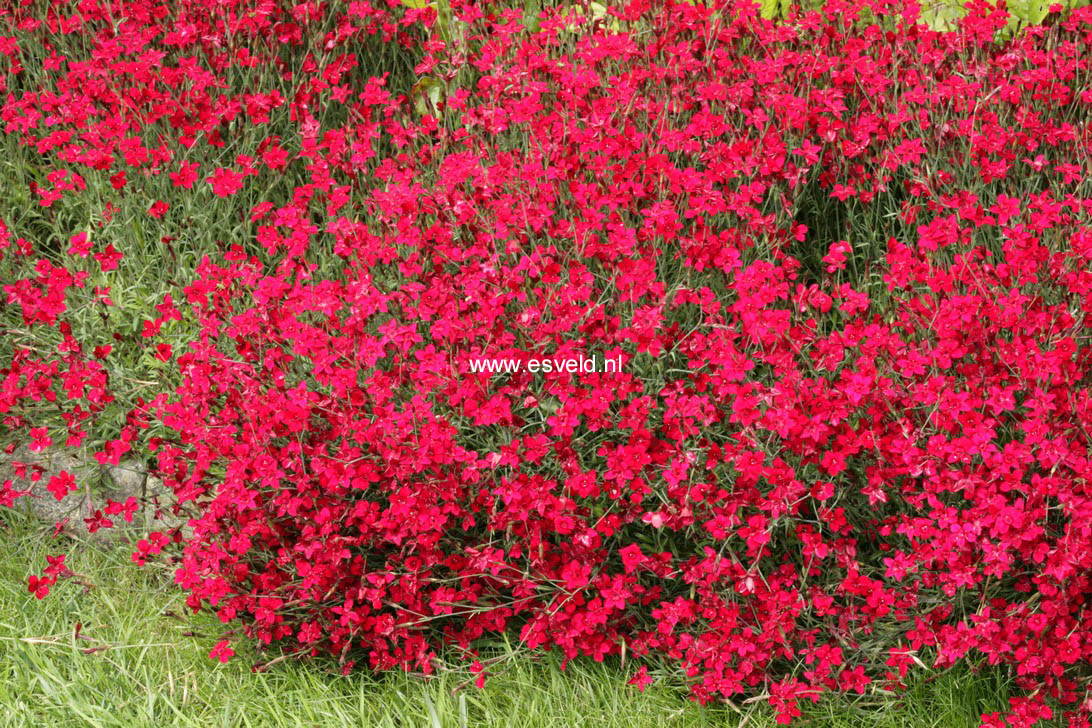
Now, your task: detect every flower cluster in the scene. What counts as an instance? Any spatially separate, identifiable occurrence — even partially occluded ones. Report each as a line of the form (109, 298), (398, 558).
(3, 0), (1092, 726)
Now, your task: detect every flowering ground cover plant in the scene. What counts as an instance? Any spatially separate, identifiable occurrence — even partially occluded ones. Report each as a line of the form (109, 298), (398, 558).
(3, 0), (1092, 725)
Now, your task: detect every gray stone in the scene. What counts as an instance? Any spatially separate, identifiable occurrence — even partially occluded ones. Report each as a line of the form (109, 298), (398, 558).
(0, 445), (189, 542)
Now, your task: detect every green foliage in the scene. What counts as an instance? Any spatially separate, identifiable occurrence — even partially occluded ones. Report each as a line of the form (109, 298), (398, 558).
(761, 0), (793, 21)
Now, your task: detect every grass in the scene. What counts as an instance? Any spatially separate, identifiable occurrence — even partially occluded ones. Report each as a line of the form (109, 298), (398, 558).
(0, 509), (1051, 728)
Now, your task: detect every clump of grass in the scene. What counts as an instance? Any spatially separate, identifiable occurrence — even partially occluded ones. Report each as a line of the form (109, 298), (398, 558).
(0, 509), (1040, 728)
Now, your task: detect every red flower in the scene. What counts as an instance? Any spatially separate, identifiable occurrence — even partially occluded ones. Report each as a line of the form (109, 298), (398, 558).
(46, 471), (76, 500)
(469, 659), (486, 689)
(28, 427), (52, 453)
(170, 161), (199, 189)
(68, 232), (91, 257)
(93, 244), (123, 272)
(627, 666), (653, 692)
(207, 167), (245, 197)
(262, 143), (290, 170)
(209, 640), (235, 663)
(27, 574), (51, 600)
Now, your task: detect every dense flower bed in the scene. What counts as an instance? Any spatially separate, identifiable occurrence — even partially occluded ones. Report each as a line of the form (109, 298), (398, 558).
(3, 0), (1092, 725)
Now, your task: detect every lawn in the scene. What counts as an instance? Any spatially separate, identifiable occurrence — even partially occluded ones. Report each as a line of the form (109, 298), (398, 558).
(0, 510), (1033, 727)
